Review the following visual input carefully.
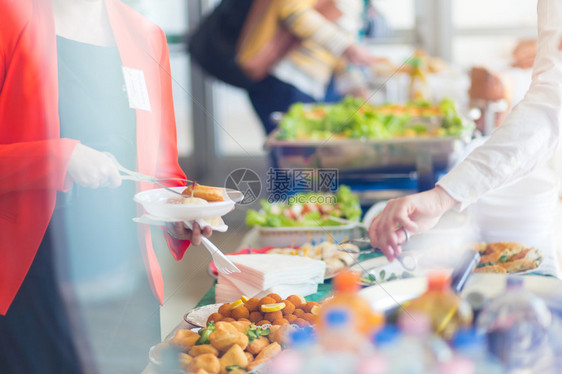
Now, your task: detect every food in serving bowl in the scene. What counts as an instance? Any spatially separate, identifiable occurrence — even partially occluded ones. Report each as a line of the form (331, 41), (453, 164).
(276, 96), (474, 141)
(150, 320), (296, 373)
(207, 294), (320, 328)
(245, 185), (361, 228)
(472, 242), (543, 273)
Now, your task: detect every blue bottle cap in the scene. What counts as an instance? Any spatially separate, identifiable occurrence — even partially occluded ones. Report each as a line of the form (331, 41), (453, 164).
(373, 325), (399, 347)
(506, 276), (524, 289)
(451, 329), (485, 348)
(324, 308), (350, 327)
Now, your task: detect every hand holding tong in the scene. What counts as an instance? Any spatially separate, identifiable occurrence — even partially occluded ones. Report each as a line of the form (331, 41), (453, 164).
(104, 152), (193, 198)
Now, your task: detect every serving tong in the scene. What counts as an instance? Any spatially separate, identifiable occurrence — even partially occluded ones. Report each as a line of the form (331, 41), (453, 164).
(104, 152), (193, 197)
(338, 237), (417, 272)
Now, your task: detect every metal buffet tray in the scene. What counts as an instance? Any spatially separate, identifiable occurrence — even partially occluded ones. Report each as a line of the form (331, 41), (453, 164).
(265, 130), (469, 190)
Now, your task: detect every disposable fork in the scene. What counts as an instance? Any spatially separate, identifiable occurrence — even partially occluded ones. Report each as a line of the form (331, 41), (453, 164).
(184, 221), (240, 275)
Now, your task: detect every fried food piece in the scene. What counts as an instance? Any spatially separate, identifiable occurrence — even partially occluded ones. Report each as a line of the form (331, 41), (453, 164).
(228, 370), (246, 374)
(293, 318), (308, 327)
(231, 306), (250, 320)
(266, 293), (282, 302)
(178, 352), (193, 371)
(285, 314), (297, 323)
(245, 351), (254, 363)
(188, 353), (220, 374)
(247, 342), (282, 371)
(221, 317), (235, 322)
(182, 184), (224, 202)
(193, 369), (209, 374)
(264, 311), (282, 322)
(189, 344), (219, 357)
(249, 311), (263, 323)
(255, 320), (270, 326)
(214, 322), (238, 333)
(286, 295), (305, 308)
(170, 329), (200, 352)
(293, 309), (305, 318)
(244, 297), (260, 312)
(272, 318), (289, 326)
(219, 344), (248, 374)
(218, 304), (232, 318)
(500, 259), (536, 273)
(209, 326), (249, 352)
(247, 336), (269, 355)
(281, 300), (295, 316)
(257, 297), (276, 311)
(207, 313), (223, 325)
(269, 324), (295, 345)
(302, 302), (319, 313)
(230, 320), (252, 333)
(474, 265), (507, 274)
(302, 313), (318, 324)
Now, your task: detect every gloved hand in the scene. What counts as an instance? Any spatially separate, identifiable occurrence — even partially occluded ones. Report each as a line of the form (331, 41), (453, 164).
(67, 144), (122, 189)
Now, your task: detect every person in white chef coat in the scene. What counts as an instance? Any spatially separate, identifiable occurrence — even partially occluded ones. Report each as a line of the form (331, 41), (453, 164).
(368, 0), (562, 261)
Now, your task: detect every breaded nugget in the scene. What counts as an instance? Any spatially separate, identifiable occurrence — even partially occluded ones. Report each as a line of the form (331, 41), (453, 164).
(189, 344), (219, 357)
(219, 344), (248, 374)
(188, 353), (220, 374)
(247, 342), (282, 371)
(474, 265), (507, 274)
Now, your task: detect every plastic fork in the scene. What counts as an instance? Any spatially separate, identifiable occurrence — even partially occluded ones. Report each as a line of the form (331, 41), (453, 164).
(184, 221), (240, 275)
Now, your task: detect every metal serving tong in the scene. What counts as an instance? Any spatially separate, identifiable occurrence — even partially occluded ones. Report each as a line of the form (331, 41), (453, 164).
(104, 152), (193, 197)
(339, 236), (417, 272)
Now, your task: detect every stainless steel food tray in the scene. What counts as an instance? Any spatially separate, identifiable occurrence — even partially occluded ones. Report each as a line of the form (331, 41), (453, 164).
(265, 130), (467, 173)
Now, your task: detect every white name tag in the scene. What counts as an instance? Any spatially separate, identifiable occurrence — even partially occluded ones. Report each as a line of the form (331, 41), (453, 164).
(122, 66), (151, 112)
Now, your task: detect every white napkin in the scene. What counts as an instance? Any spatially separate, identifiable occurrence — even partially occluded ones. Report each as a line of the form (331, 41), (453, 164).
(220, 254), (326, 290)
(133, 214), (228, 232)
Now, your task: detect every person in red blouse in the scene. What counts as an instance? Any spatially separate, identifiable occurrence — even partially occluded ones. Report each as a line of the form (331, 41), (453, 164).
(0, 0), (209, 372)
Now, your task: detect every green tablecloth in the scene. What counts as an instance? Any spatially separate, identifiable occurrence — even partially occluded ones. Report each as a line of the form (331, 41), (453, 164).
(195, 252), (382, 308)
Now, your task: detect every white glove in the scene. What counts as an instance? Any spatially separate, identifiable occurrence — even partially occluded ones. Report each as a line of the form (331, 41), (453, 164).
(67, 144), (122, 189)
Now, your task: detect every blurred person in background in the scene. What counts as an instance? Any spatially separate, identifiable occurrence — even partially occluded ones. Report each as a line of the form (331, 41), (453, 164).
(0, 0), (209, 373)
(237, 0), (381, 134)
(368, 0), (562, 262)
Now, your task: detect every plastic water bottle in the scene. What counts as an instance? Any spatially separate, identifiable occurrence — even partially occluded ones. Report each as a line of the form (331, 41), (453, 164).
(388, 312), (435, 374)
(476, 276), (552, 370)
(267, 328), (316, 374)
(451, 329), (505, 373)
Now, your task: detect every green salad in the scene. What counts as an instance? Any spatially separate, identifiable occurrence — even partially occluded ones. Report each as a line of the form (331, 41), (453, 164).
(276, 96), (473, 141)
(246, 185), (361, 228)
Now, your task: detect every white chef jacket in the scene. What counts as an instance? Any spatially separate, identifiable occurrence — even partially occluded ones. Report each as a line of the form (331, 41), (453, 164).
(438, 0), (562, 211)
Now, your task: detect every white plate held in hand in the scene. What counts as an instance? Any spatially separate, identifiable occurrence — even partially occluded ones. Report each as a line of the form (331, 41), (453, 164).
(134, 187), (241, 220)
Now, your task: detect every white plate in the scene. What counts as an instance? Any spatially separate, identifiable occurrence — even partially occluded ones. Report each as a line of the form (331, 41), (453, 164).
(134, 187), (240, 220)
(359, 274), (562, 313)
(183, 303), (221, 327)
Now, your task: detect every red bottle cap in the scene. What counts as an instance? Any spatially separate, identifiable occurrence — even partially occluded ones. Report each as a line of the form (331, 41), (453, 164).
(333, 271), (360, 293)
(427, 272), (451, 292)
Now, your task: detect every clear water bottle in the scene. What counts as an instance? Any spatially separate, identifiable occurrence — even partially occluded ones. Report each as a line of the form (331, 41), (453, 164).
(387, 312), (435, 374)
(476, 276), (552, 370)
(451, 329), (505, 374)
(268, 328), (316, 374)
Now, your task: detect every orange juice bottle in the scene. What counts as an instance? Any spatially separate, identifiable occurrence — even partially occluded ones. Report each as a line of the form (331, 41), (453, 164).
(403, 272), (473, 340)
(318, 272), (384, 343)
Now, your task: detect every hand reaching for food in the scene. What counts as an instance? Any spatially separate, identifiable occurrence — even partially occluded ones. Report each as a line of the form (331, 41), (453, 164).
(166, 220), (212, 245)
(67, 143), (122, 189)
(368, 187), (458, 261)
